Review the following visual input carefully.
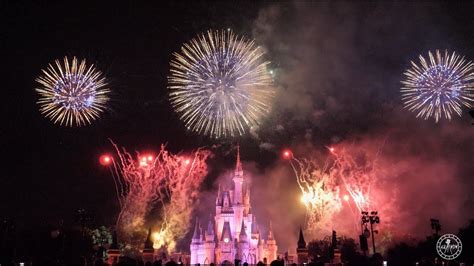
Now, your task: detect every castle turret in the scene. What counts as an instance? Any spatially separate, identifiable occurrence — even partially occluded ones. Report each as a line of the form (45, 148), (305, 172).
(265, 221), (277, 262)
(238, 221), (250, 263)
(232, 146), (245, 237)
(216, 184), (222, 206)
(206, 219), (215, 242)
(190, 219), (202, 265)
(223, 191), (232, 208)
(244, 187), (251, 211)
(239, 221), (248, 242)
(201, 227), (206, 242)
(233, 146), (244, 205)
(297, 227), (309, 264)
(257, 234), (265, 263)
(202, 221), (216, 264)
(143, 228), (155, 263)
(192, 219), (200, 242)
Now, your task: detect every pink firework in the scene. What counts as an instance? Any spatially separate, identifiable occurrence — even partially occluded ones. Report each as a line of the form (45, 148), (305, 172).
(105, 141), (211, 252)
(287, 154), (342, 236)
(331, 148), (378, 213)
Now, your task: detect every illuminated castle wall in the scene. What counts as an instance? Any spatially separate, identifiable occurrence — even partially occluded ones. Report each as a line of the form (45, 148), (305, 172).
(190, 148), (278, 264)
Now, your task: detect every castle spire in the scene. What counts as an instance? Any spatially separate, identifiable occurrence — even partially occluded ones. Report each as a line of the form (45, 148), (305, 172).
(239, 221), (248, 241)
(201, 227), (205, 241)
(251, 215), (258, 234)
(216, 183), (222, 206)
(235, 144), (243, 176)
(192, 219), (200, 240)
(207, 217), (214, 235)
(268, 221), (274, 240)
(297, 227), (306, 248)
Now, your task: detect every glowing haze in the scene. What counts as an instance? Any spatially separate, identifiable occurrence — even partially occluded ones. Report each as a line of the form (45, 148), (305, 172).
(235, 2), (474, 251)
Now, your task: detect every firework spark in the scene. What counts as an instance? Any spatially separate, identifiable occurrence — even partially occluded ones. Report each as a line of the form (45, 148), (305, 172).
(401, 50), (474, 122)
(331, 148), (375, 213)
(288, 155), (342, 235)
(168, 29), (275, 138)
(105, 141), (211, 253)
(35, 56), (110, 126)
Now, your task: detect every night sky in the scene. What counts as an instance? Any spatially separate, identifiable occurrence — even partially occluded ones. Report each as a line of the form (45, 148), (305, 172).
(2, 1), (474, 250)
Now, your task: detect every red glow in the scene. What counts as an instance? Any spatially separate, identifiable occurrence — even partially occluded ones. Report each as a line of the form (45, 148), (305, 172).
(99, 154), (112, 166)
(282, 149), (292, 159)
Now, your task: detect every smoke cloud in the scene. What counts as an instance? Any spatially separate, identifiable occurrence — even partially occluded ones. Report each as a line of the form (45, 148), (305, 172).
(188, 1), (473, 254)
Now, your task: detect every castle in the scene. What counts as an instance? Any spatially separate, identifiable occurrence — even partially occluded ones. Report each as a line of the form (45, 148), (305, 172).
(190, 148), (278, 265)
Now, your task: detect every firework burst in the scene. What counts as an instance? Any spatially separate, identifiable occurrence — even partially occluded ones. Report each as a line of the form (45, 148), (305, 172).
(287, 154), (342, 235)
(168, 29), (274, 138)
(35, 56), (110, 126)
(331, 148), (375, 213)
(105, 141), (211, 253)
(401, 50), (474, 122)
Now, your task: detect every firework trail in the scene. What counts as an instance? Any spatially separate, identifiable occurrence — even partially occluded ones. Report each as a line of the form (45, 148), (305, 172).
(35, 56), (110, 126)
(287, 154), (342, 236)
(107, 141), (211, 253)
(331, 148), (375, 214)
(168, 29), (275, 138)
(401, 50), (474, 122)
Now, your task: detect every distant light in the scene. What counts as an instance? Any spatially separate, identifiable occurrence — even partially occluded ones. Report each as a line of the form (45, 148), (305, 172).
(224, 237), (229, 243)
(282, 149), (292, 159)
(343, 195), (350, 201)
(147, 155), (153, 161)
(383, 261), (388, 266)
(20, 263), (25, 266)
(99, 154), (112, 166)
(329, 147), (335, 153)
(185, 159), (191, 165)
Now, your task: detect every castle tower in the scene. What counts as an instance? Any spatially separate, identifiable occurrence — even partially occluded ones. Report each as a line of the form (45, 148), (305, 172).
(257, 235), (265, 263)
(238, 221), (250, 263)
(296, 227), (309, 264)
(191, 148), (278, 265)
(265, 221), (278, 262)
(143, 228), (155, 263)
(233, 146), (244, 202)
(232, 146), (245, 237)
(204, 219), (216, 263)
(190, 220), (202, 265)
(250, 215), (259, 245)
